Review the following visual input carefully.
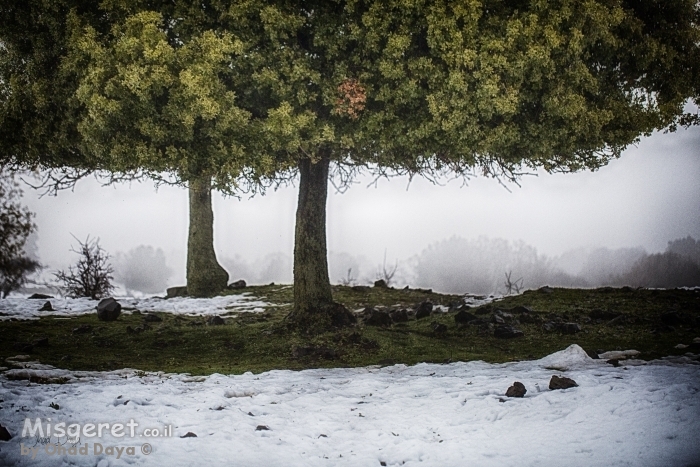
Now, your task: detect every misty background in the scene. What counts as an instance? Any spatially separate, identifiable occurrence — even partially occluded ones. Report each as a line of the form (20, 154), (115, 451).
(15, 124), (700, 296)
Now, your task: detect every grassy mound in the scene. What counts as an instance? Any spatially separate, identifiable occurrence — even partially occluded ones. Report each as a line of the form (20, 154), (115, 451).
(1, 285), (698, 376)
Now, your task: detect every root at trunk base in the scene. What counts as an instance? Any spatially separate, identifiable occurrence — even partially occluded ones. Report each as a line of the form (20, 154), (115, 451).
(285, 302), (357, 332)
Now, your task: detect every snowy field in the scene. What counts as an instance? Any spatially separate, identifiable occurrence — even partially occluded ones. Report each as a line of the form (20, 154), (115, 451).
(1, 345), (699, 467)
(0, 294), (272, 321)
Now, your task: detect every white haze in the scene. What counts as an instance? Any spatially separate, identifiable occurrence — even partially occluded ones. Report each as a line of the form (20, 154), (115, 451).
(17, 124), (700, 294)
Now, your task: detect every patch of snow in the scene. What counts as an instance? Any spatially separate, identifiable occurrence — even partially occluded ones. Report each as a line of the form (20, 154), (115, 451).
(1, 348), (699, 466)
(536, 344), (597, 371)
(0, 294), (271, 321)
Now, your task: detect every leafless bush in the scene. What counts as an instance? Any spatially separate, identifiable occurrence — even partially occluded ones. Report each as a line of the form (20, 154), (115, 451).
(55, 236), (114, 299)
(340, 268), (357, 286)
(376, 250), (398, 286)
(504, 270), (524, 295)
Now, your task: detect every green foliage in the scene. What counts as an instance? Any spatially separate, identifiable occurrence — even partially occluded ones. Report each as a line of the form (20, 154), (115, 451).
(2, 1), (699, 181)
(67, 11), (261, 189)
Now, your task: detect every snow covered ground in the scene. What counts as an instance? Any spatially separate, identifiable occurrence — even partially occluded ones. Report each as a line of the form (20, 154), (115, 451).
(0, 293), (272, 321)
(1, 345), (699, 467)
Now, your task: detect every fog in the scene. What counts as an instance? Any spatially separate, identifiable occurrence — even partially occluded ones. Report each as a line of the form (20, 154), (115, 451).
(18, 124), (700, 295)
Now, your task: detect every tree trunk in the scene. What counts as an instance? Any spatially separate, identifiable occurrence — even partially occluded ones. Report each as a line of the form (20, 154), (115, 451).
(287, 152), (355, 332)
(186, 175), (229, 297)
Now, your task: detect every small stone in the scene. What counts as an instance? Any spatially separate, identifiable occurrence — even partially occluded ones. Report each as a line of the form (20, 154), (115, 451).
(607, 359), (620, 367)
(389, 309), (409, 323)
(72, 324), (92, 334)
(166, 286), (188, 298)
(549, 375), (578, 390)
(96, 298), (121, 322)
(143, 313), (162, 323)
(491, 314), (506, 324)
(351, 285), (370, 292)
(542, 322), (557, 332)
(589, 309), (621, 321)
(32, 337), (49, 347)
(206, 316), (225, 326)
(585, 349), (600, 359)
(538, 286), (554, 294)
(660, 311), (681, 325)
(364, 309), (392, 327)
(28, 293), (53, 299)
(180, 432), (197, 438)
(519, 312), (541, 324)
(675, 344), (689, 349)
(477, 322), (494, 336)
(415, 301), (433, 320)
(454, 309), (478, 325)
(373, 279), (388, 288)
(255, 425), (270, 431)
(560, 323), (582, 334)
(431, 322), (447, 335)
(228, 279), (247, 289)
(38, 301), (53, 312)
(0, 423), (12, 441)
(494, 325), (524, 339)
(49, 402), (59, 410)
(505, 382), (527, 398)
(13, 343), (33, 353)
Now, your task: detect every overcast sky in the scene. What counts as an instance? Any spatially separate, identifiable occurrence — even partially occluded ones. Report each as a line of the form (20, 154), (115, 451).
(22, 123), (700, 285)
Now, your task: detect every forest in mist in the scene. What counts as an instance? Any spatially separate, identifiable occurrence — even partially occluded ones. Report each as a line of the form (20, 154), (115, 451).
(97, 236), (700, 297)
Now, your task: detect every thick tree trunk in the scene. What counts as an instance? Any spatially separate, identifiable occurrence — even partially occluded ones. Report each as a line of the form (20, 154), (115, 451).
(293, 155), (334, 311)
(186, 175), (229, 297)
(287, 153), (355, 332)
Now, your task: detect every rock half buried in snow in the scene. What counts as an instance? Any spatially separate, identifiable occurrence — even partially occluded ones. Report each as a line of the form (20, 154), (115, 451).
(0, 424), (12, 441)
(598, 349), (640, 360)
(506, 382), (527, 398)
(255, 425), (270, 431)
(96, 298), (121, 321)
(180, 432), (197, 438)
(549, 375), (578, 390)
(38, 301), (53, 312)
(28, 293), (53, 299)
(494, 325), (524, 339)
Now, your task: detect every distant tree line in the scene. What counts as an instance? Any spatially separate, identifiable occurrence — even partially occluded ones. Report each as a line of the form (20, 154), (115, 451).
(408, 235), (700, 294)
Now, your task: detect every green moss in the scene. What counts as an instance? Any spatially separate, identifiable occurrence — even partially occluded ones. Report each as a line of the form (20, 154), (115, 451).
(1, 286), (698, 376)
